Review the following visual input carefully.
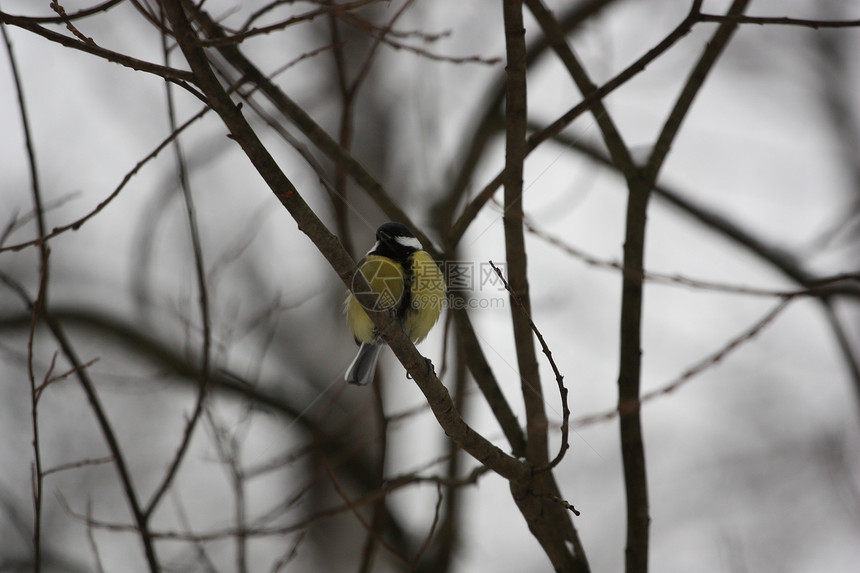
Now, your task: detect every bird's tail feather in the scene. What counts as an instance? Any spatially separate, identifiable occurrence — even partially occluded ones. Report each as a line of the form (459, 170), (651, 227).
(345, 343), (383, 385)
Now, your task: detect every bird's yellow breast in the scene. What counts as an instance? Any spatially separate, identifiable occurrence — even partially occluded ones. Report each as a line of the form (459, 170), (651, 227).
(404, 250), (446, 343)
(345, 251), (445, 344)
(346, 255), (405, 343)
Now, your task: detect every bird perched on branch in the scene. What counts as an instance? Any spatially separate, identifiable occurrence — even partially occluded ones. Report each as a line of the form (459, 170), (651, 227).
(345, 222), (446, 385)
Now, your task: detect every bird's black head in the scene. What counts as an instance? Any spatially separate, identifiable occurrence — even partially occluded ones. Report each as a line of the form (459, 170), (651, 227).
(372, 222), (422, 260)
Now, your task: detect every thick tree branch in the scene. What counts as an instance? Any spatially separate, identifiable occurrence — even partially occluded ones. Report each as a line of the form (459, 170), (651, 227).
(617, 3), (749, 572)
(503, 0), (545, 468)
(499, 4), (589, 572)
(645, 0), (749, 182)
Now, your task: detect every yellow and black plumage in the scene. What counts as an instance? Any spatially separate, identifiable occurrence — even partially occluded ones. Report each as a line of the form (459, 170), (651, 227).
(345, 222), (446, 385)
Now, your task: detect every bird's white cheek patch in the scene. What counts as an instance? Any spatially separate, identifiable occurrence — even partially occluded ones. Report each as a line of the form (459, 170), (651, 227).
(396, 236), (422, 250)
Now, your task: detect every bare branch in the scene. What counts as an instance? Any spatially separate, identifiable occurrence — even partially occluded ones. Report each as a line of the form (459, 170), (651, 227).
(489, 262), (570, 471)
(143, 17), (214, 518)
(35, 357), (99, 399)
(3, 23), (47, 568)
(644, 0), (749, 183)
(49, 1), (97, 45)
(575, 297), (794, 428)
(520, 209), (860, 299)
(697, 12), (860, 29)
(202, 0), (385, 46)
(1, 280), (162, 571)
(85, 500), (107, 573)
(0, 10), (197, 84)
(42, 456), (115, 477)
(330, 4), (501, 65)
(616, 5), (748, 570)
(3, 0), (123, 23)
(502, 0), (545, 467)
(0, 107), (209, 254)
(410, 483), (445, 569)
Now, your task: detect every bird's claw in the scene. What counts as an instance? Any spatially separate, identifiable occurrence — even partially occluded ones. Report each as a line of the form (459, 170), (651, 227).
(406, 357), (436, 379)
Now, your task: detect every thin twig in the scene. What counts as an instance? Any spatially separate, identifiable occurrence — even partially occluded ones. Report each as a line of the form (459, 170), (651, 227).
(86, 500), (107, 573)
(49, 1), (96, 45)
(336, 5), (500, 66)
(696, 12), (860, 29)
(35, 357), (98, 399)
(502, 0), (547, 467)
(545, 493), (580, 516)
(204, 410), (249, 573)
(545, 137), (860, 300)
(0, 10), (197, 85)
(7, 292), (161, 571)
(4, 21), (49, 571)
(202, 0), (383, 46)
(489, 262), (570, 471)
(0, 108), (210, 253)
(351, 32), (501, 65)
(410, 483), (445, 570)
(0, 192), (80, 249)
(42, 456), (115, 477)
(574, 296), (794, 428)
(143, 14), (213, 518)
(520, 211), (859, 298)
(170, 490), (221, 573)
(2, 0), (123, 23)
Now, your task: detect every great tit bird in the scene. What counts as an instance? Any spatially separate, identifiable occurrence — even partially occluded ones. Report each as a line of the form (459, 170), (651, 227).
(345, 222), (446, 385)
